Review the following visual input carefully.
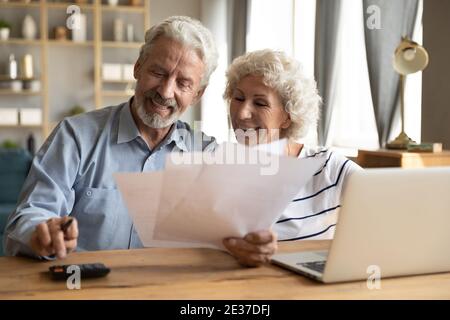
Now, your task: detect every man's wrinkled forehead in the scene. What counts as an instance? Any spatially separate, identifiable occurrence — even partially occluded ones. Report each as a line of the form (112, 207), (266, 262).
(144, 35), (203, 64)
(144, 37), (205, 80)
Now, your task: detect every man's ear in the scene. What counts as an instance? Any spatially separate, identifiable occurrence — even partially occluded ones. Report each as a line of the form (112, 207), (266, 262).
(134, 60), (141, 80)
(192, 86), (206, 105)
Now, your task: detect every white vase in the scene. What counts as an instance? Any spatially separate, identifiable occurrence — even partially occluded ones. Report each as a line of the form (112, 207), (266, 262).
(114, 19), (124, 42)
(21, 54), (34, 79)
(72, 13), (87, 43)
(126, 24), (134, 42)
(0, 28), (10, 41)
(22, 15), (37, 40)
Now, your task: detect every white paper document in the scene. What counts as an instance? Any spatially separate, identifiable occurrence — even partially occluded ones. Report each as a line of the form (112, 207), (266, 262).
(115, 142), (323, 250)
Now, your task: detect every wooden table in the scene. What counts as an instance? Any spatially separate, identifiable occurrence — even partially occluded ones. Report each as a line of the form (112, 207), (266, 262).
(356, 149), (450, 168)
(0, 240), (449, 299)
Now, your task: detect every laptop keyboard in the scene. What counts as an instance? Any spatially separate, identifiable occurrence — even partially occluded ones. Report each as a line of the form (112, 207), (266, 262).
(297, 261), (326, 273)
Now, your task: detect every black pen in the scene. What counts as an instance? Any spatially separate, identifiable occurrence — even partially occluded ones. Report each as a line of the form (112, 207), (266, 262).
(61, 218), (74, 233)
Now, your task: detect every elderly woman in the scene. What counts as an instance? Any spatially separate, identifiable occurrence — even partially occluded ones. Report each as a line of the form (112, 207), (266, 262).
(222, 49), (361, 267)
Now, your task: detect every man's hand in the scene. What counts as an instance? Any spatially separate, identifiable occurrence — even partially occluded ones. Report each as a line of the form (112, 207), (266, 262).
(30, 216), (78, 259)
(223, 230), (278, 267)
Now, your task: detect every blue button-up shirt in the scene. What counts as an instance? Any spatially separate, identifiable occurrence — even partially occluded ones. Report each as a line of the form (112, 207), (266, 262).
(4, 99), (216, 258)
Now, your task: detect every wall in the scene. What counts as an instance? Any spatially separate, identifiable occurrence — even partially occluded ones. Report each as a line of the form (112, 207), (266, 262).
(150, 0), (201, 25)
(422, 0), (450, 148)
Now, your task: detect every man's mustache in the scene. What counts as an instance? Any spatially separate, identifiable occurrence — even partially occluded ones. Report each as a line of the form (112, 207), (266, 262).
(144, 90), (177, 109)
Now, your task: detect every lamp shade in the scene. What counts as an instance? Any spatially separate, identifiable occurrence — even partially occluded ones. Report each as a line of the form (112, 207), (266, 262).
(393, 38), (429, 75)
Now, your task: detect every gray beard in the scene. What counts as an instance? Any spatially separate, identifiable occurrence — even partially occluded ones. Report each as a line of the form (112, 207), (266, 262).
(135, 99), (181, 129)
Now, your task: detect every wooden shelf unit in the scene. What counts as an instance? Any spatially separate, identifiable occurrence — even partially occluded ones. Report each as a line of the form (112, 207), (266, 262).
(47, 39), (95, 46)
(356, 149), (450, 168)
(101, 90), (134, 97)
(0, 124), (44, 129)
(101, 4), (146, 12)
(0, 1), (41, 9)
(0, 89), (41, 95)
(46, 2), (94, 10)
(101, 40), (142, 48)
(0, 0), (150, 140)
(0, 38), (42, 45)
(102, 79), (135, 83)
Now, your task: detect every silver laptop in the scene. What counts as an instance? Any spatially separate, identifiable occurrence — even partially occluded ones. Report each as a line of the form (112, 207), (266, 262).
(271, 167), (450, 283)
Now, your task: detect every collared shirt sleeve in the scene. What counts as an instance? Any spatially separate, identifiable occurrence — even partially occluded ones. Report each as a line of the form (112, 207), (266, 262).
(202, 136), (218, 152)
(3, 119), (81, 259)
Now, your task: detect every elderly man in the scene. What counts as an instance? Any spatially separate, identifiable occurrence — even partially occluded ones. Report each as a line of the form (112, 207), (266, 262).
(4, 16), (218, 260)
(4, 16), (274, 267)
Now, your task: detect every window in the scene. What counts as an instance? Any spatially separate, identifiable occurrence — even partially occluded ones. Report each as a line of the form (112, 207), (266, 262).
(327, 0), (379, 154)
(245, 0), (424, 155)
(329, 0), (423, 155)
(247, 0), (318, 145)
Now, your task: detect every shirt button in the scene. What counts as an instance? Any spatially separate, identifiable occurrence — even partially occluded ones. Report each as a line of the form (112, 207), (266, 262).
(86, 190), (92, 197)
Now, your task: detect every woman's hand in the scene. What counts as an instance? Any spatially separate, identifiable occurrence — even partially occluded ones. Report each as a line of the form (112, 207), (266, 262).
(223, 230), (278, 267)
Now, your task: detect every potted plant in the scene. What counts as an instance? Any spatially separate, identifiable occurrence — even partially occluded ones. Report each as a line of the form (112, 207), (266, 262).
(129, 0), (142, 6)
(68, 105), (86, 117)
(0, 19), (11, 41)
(1, 140), (19, 149)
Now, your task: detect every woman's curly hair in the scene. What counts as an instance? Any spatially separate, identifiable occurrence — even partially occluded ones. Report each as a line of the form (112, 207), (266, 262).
(224, 49), (321, 141)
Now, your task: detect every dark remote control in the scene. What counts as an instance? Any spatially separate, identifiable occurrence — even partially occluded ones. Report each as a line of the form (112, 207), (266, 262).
(49, 263), (110, 280)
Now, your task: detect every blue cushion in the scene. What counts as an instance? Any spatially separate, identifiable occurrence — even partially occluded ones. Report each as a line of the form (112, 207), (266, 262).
(0, 148), (32, 203)
(0, 203), (17, 257)
(0, 203), (16, 229)
(0, 148), (31, 256)
(0, 148), (31, 173)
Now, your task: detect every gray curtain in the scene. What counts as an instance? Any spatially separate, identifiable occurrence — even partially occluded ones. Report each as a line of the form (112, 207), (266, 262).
(315, 0), (343, 146)
(363, 0), (419, 147)
(227, 0), (248, 63)
(226, 0), (248, 130)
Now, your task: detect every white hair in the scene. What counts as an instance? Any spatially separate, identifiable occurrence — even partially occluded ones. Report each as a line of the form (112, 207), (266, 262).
(138, 16), (218, 87)
(224, 49), (321, 141)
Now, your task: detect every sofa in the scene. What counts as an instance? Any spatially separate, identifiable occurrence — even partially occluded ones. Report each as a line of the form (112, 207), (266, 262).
(0, 148), (32, 256)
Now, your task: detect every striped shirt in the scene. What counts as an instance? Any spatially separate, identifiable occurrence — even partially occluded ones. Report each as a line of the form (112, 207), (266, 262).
(274, 146), (362, 241)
